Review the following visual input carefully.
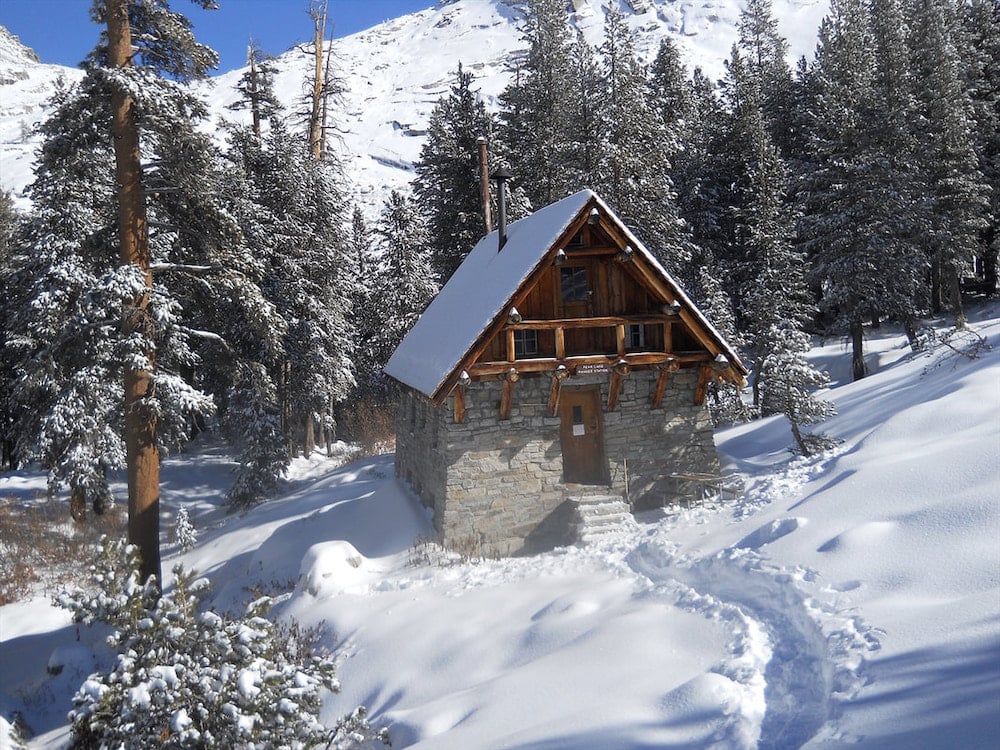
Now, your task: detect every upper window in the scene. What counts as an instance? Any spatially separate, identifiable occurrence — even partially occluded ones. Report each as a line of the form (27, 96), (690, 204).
(513, 329), (538, 358)
(627, 324), (646, 350)
(560, 266), (589, 302)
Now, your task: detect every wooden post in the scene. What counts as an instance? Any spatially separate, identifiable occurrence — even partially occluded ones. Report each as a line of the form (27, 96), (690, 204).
(694, 366), (713, 406)
(607, 360), (630, 412)
(453, 386), (466, 424)
(506, 328), (516, 362)
(652, 359), (679, 408)
(500, 367), (519, 420)
(547, 366), (570, 415)
(616, 323), (626, 357)
(555, 326), (565, 360)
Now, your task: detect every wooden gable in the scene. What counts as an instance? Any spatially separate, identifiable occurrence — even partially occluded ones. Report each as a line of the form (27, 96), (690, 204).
(385, 190), (747, 409)
(435, 194), (747, 407)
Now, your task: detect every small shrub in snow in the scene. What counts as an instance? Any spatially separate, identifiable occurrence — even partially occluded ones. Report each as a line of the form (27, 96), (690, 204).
(57, 537), (388, 749)
(173, 507), (197, 552)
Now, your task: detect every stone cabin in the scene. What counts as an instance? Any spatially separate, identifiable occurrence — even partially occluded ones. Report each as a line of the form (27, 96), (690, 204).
(384, 189), (747, 556)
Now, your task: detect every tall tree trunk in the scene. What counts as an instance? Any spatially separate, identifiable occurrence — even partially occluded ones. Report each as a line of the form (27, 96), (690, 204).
(930, 257), (944, 314)
(248, 44), (261, 139)
(945, 262), (967, 330)
(308, 1), (327, 160)
(850, 318), (866, 381)
(904, 315), (921, 353)
(304, 413), (315, 458)
(107, 0), (161, 587)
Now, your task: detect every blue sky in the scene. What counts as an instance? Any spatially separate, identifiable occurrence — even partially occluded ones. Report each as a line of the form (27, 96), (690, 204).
(0, 0), (436, 73)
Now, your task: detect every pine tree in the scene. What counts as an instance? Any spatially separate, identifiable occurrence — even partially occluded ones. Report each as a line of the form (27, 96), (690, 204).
(759, 323), (837, 456)
(348, 207), (383, 401)
(799, 0), (927, 379)
(735, 0), (796, 154)
(414, 64), (496, 282)
(907, 0), (992, 327)
(563, 29), (604, 191)
(0, 191), (21, 470)
(498, 0), (575, 207)
(596, 7), (692, 276)
(95, 0), (221, 583)
(673, 69), (729, 275)
(369, 192), (439, 375)
(226, 119), (355, 481)
(955, 0), (999, 294)
(228, 39), (281, 139)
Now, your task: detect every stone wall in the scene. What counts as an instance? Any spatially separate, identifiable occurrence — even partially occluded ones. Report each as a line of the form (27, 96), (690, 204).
(394, 367), (721, 556)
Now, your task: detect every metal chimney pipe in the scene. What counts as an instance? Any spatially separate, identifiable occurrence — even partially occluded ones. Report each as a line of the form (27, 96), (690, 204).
(477, 137), (492, 234)
(491, 167), (512, 251)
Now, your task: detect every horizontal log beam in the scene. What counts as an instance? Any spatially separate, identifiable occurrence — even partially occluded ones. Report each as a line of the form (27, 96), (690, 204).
(470, 352), (711, 377)
(508, 315), (673, 331)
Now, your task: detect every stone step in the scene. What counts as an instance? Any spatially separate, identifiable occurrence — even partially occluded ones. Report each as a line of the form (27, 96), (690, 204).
(571, 493), (634, 544)
(576, 502), (630, 518)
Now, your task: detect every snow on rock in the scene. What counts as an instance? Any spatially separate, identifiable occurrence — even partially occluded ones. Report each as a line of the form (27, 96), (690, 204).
(299, 540), (375, 597)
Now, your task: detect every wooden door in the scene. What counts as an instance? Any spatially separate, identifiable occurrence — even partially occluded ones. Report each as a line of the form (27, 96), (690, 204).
(559, 386), (608, 485)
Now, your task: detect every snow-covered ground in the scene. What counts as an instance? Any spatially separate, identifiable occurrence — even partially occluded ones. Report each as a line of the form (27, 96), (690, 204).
(2, 303), (998, 749)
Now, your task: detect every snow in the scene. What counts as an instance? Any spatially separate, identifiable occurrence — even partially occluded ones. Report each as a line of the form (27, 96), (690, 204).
(3, 303), (998, 749)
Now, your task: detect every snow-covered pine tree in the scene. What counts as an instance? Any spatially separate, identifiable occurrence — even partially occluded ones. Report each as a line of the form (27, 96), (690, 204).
(225, 118), (355, 486)
(672, 68), (730, 275)
(414, 64), (496, 282)
(347, 207), (384, 402)
(725, 46), (813, 412)
(798, 0), (926, 379)
(97, 0), (223, 585)
(228, 39), (281, 140)
(58, 537), (387, 748)
(759, 322), (837, 456)
(4, 76), (125, 520)
(698, 266), (751, 425)
(596, 6), (693, 278)
(648, 36), (690, 175)
(369, 192), (439, 376)
(0, 190), (21, 471)
(907, 0), (992, 326)
(498, 0), (576, 208)
(563, 29), (604, 192)
(735, 0), (796, 156)
(173, 506), (197, 552)
(954, 0), (999, 295)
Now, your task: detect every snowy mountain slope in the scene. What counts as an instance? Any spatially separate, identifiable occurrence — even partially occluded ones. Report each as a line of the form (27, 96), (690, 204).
(0, 0), (830, 215)
(0, 28), (82, 210)
(2, 304), (997, 748)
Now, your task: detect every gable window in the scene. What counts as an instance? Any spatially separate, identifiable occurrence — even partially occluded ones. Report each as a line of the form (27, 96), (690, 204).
(560, 266), (589, 302)
(514, 329), (538, 358)
(627, 324), (646, 350)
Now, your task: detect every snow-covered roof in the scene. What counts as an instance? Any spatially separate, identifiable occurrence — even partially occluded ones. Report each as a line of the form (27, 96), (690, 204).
(384, 189), (744, 399)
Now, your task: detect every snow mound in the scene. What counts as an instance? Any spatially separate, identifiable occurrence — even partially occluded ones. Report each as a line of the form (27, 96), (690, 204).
(299, 540), (377, 597)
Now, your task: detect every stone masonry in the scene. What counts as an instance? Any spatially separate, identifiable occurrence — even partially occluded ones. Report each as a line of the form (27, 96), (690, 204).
(395, 368), (720, 557)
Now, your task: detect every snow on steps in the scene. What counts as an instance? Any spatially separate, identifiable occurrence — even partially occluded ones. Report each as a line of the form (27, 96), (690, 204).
(570, 492), (636, 544)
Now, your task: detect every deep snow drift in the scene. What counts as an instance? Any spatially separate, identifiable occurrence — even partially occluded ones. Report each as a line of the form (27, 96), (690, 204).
(2, 304), (998, 749)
